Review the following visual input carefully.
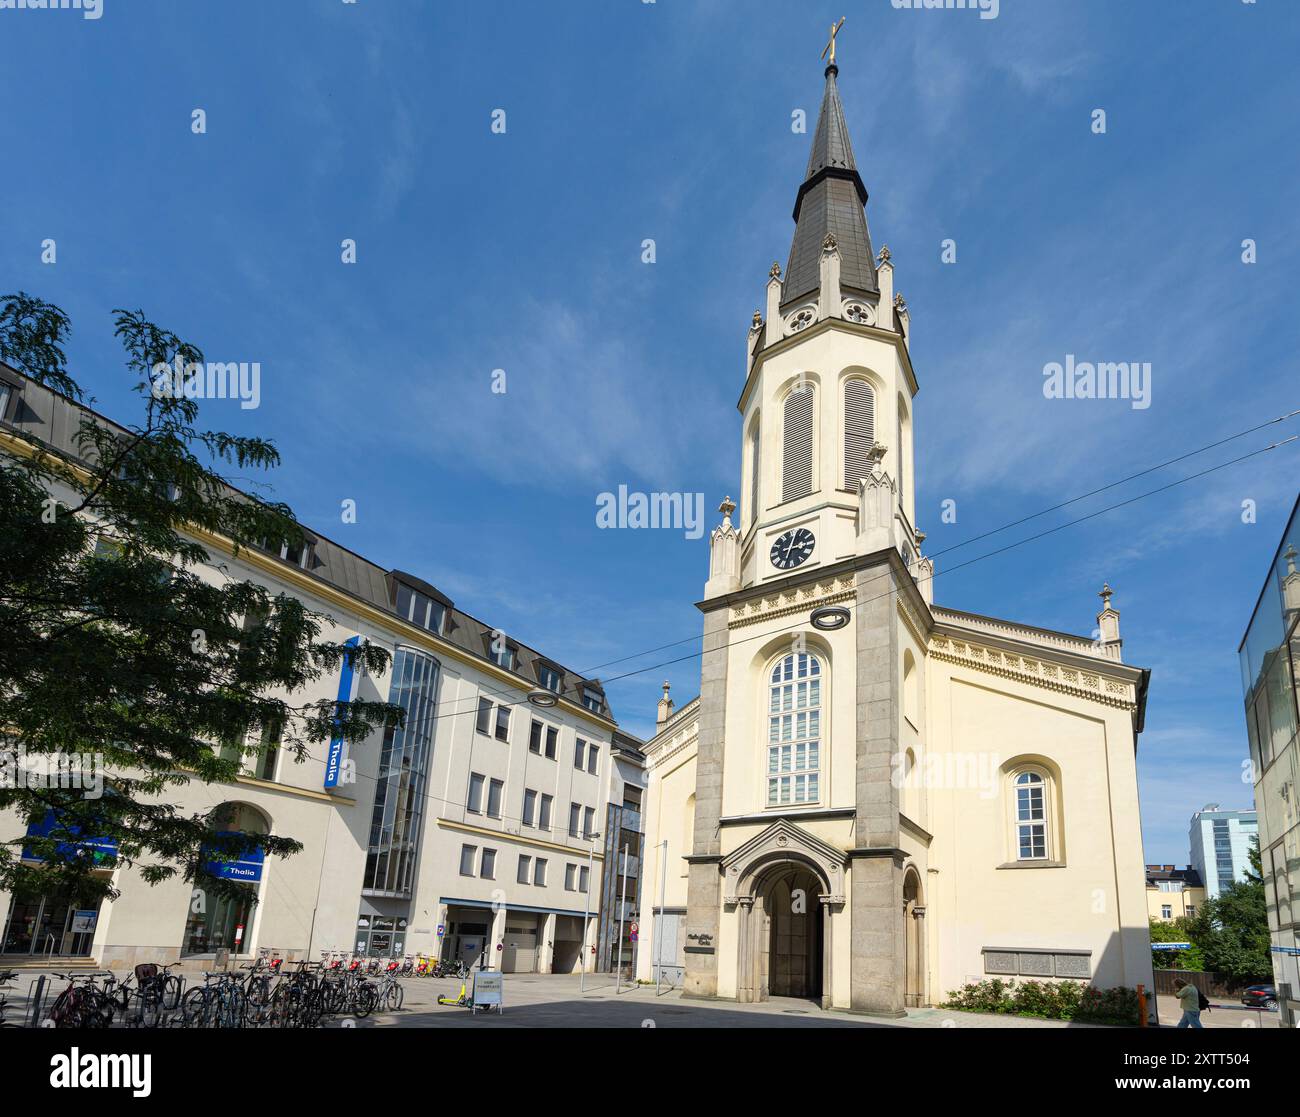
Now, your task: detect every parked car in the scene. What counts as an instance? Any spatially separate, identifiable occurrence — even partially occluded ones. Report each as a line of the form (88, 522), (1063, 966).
(1240, 984), (1277, 1010)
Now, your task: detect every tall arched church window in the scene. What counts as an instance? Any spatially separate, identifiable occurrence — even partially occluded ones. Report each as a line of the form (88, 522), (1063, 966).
(782, 387), (815, 502)
(843, 379), (876, 490)
(767, 652), (822, 806)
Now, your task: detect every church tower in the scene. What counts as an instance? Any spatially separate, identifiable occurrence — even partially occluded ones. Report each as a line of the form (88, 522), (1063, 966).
(687, 40), (931, 1016)
(706, 55), (927, 602)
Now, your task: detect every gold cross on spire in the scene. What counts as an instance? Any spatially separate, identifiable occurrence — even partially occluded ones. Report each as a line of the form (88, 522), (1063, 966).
(821, 17), (846, 66)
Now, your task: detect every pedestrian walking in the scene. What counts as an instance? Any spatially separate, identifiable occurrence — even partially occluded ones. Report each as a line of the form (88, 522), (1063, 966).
(1174, 978), (1204, 1028)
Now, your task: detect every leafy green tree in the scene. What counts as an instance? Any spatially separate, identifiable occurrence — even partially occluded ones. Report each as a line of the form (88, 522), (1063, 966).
(0, 292), (402, 909)
(1187, 838), (1271, 983)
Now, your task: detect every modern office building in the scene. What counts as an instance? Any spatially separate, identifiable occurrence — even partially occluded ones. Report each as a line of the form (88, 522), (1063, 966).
(1187, 805), (1258, 900)
(0, 364), (642, 973)
(1239, 498), (1300, 1010)
(1144, 865), (1205, 923)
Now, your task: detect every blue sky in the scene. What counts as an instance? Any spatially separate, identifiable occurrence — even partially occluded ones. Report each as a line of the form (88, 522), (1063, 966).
(2, 0), (1298, 865)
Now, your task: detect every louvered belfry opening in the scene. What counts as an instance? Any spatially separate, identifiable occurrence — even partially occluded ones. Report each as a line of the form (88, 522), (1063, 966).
(782, 387), (815, 502)
(842, 378), (876, 490)
(748, 422), (762, 522)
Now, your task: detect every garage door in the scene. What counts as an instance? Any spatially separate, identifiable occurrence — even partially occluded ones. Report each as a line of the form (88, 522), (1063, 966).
(501, 918), (538, 973)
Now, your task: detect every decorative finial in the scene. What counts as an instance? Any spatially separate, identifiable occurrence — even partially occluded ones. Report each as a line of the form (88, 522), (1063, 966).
(894, 292), (907, 312)
(719, 495), (736, 528)
(822, 232), (839, 253)
(820, 16), (846, 68)
(877, 245), (892, 266)
(1099, 582), (1114, 610)
(752, 310), (763, 330)
(769, 261), (782, 280)
(661, 680), (671, 700)
(1286, 545), (1298, 575)
(866, 442), (888, 468)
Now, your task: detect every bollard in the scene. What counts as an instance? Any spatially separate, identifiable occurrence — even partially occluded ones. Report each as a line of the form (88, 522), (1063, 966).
(1136, 984), (1147, 1027)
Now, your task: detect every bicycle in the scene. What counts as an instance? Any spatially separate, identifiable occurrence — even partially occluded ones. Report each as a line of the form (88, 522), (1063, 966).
(0, 970), (23, 1029)
(46, 972), (115, 1029)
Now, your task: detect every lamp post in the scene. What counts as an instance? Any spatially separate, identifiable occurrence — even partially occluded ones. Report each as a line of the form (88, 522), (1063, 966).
(579, 832), (600, 994)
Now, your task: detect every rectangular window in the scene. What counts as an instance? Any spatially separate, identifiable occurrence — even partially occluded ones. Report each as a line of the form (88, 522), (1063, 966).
(459, 844), (476, 876)
(583, 806), (595, 839)
(487, 778), (504, 819)
(538, 665), (562, 693)
(533, 858), (547, 886)
(569, 803), (581, 838)
(495, 705), (511, 743)
(529, 720), (543, 755)
(467, 772), (485, 813)
(586, 744), (598, 775)
(493, 643), (516, 670)
(579, 866), (590, 893)
(475, 697), (492, 735)
(517, 855), (532, 884)
(582, 687), (603, 713)
(574, 739), (586, 769)
(522, 789), (537, 828)
(538, 794), (553, 830)
(480, 848), (496, 880)
(1161, 905), (1172, 919)
(545, 726), (557, 760)
(565, 864), (577, 891)
(0, 382), (11, 420)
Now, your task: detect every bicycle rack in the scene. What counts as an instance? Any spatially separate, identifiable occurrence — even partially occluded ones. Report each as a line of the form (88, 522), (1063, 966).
(26, 975), (47, 1028)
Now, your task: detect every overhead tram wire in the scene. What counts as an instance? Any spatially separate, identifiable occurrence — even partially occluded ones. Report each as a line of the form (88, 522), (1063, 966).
(337, 426), (1298, 731)
(290, 433), (1298, 837)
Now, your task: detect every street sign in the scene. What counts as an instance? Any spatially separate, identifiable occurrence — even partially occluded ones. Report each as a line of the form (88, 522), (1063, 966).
(436, 924), (445, 938)
(1151, 942), (1191, 951)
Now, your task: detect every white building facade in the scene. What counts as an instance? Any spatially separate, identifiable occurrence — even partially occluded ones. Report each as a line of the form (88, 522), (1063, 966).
(0, 367), (641, 974)
(1187, 806), (1259, 900)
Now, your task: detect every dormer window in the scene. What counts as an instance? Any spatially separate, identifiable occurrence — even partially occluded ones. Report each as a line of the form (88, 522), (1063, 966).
(582, 687), (603, 714)
(395, 583), (445, 635)
(537, 665), (561, 694)
(491, 640), (517, 670)
(0, 380), (13, 422)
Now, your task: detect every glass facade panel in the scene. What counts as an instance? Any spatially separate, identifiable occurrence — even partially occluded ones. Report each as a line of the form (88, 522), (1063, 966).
(363, 647), (440, 897)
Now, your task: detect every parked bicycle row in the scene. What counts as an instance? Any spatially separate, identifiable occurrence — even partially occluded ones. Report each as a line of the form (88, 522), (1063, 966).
(0, 953), (427, 1029)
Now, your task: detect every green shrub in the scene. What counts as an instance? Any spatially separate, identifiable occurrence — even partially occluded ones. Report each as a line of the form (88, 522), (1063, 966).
(940, 979), (1140, 1025)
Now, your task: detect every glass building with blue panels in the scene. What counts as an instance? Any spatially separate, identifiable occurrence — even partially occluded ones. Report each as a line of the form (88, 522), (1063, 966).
(1239, 496), (1300, 1003)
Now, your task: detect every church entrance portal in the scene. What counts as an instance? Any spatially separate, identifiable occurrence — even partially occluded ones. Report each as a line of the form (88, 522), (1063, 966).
(762, 865), (823, 1001)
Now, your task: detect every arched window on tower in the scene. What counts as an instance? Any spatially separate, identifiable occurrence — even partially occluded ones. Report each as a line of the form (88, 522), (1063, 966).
(897, 394), (911, 512)
(747, 418), (761, 525)
(843, 378), (876, 490)
(782, 386), (815, 502)
(767, 651), (822, 806)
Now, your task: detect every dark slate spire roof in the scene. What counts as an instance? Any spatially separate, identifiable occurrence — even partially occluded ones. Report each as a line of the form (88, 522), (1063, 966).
(782, 63), (878, 307)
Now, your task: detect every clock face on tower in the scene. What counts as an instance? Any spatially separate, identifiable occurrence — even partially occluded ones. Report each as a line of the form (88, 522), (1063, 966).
(770, 528), (816, 571)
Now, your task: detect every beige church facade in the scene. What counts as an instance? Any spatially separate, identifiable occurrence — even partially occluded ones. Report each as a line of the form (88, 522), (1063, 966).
(634, 57), (1154, 1016)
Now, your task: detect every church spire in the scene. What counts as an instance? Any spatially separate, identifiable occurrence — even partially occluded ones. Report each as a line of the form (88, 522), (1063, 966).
(783, 38), (878, 307)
